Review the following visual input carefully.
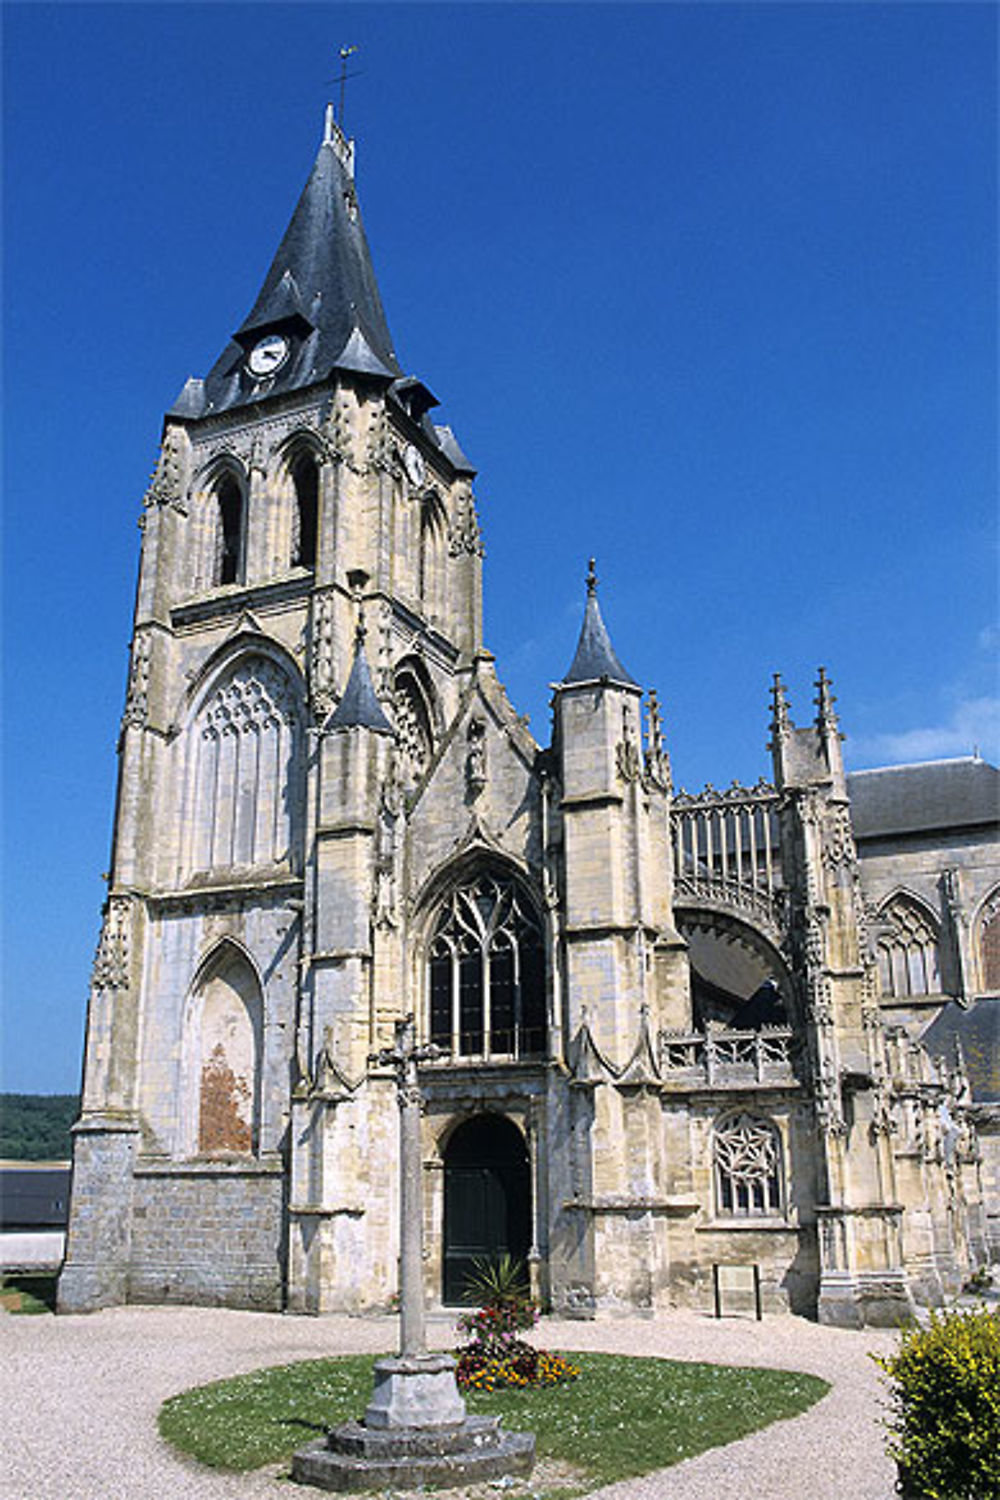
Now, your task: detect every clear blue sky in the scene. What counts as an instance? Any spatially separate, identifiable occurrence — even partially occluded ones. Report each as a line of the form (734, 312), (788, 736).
(3, 3), (997, 1094)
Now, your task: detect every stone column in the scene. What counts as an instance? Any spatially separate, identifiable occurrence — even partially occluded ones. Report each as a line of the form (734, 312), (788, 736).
(363, 1016), (466, 1430)
(398, 1045), (426, 1359)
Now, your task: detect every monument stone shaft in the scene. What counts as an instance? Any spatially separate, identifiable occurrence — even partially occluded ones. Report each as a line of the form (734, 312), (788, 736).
(291, 1013), (535, 1490)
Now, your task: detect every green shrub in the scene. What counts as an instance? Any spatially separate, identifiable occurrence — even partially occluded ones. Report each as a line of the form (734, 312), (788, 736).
(874, 1306), (1000, 1499)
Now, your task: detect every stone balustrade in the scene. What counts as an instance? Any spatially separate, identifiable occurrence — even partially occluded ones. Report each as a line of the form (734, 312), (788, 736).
(659, 1025), (797, 1089)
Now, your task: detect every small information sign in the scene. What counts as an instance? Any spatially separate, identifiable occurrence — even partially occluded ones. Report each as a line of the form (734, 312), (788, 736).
(713, 1262), (762, 1320)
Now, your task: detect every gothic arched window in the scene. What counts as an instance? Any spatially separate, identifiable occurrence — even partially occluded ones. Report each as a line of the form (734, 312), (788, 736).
(290, 451), (319, 571)
(393, 666), (435, 787)
(187, 654), (302, 875)
(979, 891), (1000, 993)
(877, 895), (941, 998)
(185, 946), (263, 1155)
(714, 1112), (783, 1217)
(419, 492), (446, 621)
(214, 472), (246, 586)
(428, 874), (546, 1060)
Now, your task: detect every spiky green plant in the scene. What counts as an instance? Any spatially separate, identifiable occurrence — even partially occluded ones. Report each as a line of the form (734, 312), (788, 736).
(460, 1253), (531, 1307)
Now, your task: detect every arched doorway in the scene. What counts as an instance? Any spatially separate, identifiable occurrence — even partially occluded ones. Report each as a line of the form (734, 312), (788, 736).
(442, 1114), (531, 1305)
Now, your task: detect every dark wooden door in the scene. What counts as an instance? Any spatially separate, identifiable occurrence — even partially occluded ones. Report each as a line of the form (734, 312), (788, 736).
(442, 1114), (530, 1305)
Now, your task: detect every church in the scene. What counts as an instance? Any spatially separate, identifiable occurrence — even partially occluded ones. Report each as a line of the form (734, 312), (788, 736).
(59, 109), (999, 1327)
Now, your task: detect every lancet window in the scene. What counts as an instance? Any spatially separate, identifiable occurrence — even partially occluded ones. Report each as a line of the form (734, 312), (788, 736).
(428, 874), (546, 1060)
(714, 1112), (783, 1217)
(214, 472), (246, 586)
(290, 451), (319, 571)
(186, 655), (301, 875)
(418, 492), (446, 621)
(876, 895), (941, 998)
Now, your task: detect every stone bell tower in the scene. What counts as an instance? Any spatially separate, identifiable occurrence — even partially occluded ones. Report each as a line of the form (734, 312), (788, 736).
(60, 108), (486, 1313)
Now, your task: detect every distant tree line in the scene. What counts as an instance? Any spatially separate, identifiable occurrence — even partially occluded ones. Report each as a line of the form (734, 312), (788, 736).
(0, 1094), (79, 1160)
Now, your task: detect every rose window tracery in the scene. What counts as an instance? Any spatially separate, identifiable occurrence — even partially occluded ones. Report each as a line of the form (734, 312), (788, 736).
(714, 1112), (783, 1216)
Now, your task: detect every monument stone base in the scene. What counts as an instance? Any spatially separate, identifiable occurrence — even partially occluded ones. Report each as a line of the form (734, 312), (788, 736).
(292, 1413), (536, 1492)
(291, 1352), (535, 1492)
(364, 1352), (468, 1428)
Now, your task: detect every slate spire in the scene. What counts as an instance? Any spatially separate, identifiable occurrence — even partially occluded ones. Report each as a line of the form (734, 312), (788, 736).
(562, 558), (638, 687)
(182, 111), (402, 418)
(329, 614), (393, 733)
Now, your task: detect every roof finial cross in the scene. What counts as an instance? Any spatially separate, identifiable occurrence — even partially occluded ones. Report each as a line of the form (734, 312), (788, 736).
(586, 557), (598, 596)
(331, 44), (360, 131)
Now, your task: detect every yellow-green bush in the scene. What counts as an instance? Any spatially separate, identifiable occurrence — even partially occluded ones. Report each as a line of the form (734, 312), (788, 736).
(874, 1306), (1000, 1499)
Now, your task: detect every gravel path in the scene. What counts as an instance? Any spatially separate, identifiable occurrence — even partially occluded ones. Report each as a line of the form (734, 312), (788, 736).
(1, 1305), (901, 1500)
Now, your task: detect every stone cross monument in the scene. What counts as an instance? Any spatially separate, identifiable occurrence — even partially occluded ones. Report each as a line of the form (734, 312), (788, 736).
(292, 1014), (534, 1490)
(363, 1015), (466, 1427)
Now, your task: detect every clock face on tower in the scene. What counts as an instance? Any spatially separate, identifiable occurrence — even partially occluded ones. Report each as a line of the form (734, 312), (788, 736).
(403, 444), (426, 487)
(247, 332), (290, 377)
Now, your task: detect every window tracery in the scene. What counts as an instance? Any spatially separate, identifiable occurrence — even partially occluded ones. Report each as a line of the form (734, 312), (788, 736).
(876, 895), (941, 998)
(714, 1112), (783, 1217)
(393, 670), (434, 786)
(979, 890), (1000, 993)
(428, 874), (546, 1060)
(187, 655), (301, 875)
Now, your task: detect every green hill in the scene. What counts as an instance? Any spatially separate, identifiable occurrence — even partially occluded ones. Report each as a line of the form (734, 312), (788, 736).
(0, 1094), (79, 1161)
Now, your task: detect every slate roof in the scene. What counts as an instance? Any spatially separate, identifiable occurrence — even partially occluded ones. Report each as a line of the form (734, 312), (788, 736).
(847, 758), (999, 839)
(433, 424), (475, 476)
(922, 998), (1000, 1104)
(172, 122), (402, 420)
(562, 566), (638, 688)
(0, 1165), (71, 1228)
(329, 625), (393, 733)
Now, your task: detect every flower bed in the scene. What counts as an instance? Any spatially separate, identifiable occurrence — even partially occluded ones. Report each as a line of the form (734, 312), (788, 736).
(454, 1275), (578, 1391)
(456, 1341), (580, 1391)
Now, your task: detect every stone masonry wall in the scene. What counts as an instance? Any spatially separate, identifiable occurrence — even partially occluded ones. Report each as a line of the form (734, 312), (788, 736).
(128, 1164), (284, 1309)
(58, 1125), (139, 1312)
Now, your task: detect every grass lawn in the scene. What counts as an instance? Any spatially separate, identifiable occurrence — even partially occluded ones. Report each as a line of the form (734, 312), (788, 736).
(0, 1272), (58, 1314)
(159, 1351), (829, 1485)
